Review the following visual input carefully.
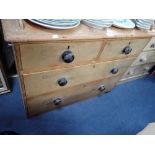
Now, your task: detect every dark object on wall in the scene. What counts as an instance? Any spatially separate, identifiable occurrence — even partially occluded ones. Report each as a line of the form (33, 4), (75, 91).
(0, 21), (10, 94)
(0, 20), (17, 77)
(0, 57), (10, 94)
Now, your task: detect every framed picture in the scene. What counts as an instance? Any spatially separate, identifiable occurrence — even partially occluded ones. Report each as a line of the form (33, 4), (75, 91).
(0, 60), (10, 94)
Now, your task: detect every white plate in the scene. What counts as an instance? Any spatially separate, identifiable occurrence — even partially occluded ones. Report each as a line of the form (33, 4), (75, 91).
(113, 19), (135, 29)
(82, 19), (113, 29)
(28, 19), (81, 30)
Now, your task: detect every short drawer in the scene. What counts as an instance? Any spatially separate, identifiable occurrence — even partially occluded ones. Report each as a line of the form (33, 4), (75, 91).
(100, 38), (149, 60)
(23, 57), (134, 98)
(143, 37), (155, 51)
(20, 41), (102, 72)
(26, 76), (121, 116)
(131, 50), (155, 66)
(121, 63), (155, 79)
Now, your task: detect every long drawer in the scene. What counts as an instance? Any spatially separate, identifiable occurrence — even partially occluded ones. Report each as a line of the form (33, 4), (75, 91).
(100, 38), (149, 60)
(19, 41), (103, 72)
(23, 57), (134, 98)
(26, 75), (122, 116)
(131, 50), (155, 66)
(121, 63), (155, 79)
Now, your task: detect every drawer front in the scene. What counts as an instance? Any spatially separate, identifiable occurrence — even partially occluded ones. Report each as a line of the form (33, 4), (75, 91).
(20, 41), (102, 72)
(131, 51), (155, 66)
(121, 63), (155, 79)
(23, 58), (134, 98)
(143, 37), (155, 51)
(100, 38), (149, 60)
(26, 76), (121, 116)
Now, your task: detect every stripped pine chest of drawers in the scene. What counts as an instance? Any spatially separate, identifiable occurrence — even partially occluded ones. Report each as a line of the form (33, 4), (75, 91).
(2, 19), (155, 117)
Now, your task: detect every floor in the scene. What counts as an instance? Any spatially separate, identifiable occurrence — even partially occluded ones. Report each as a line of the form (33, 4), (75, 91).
(0, 76), (155, 135)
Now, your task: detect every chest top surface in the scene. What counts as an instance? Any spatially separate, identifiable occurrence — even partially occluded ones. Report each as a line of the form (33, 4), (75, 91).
(2, 19), (155, 42)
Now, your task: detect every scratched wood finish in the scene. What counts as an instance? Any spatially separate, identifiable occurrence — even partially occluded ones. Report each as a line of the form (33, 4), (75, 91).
(20, 41), (103, 72)
(27, 75), (122, 116)
(23, 57), (134, 98)
(1, 20), (155, 42)
(100, 38), (149, 60)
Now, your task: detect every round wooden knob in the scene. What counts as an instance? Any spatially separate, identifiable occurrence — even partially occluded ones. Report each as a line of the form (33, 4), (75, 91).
(62, 50), (74, 63)
(111, 68), (119, 74)
(98, 85), (106, 92)
(122, 46), (132, 55)
(53, 98), (62, 106)
(57, 78), (68, 86)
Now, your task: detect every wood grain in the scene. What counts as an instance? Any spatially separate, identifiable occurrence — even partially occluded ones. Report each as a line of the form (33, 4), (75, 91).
(1, 19), (155, 42)
(13, 44), (29, 114)
(23, 57), (134, 98)
(100, 38), (149, 60)
(27, 75), (122, 116)
(20, 41), (103, 72)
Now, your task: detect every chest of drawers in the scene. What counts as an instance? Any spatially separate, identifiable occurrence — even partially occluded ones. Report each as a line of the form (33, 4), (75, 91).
(2, 19), (155, 116)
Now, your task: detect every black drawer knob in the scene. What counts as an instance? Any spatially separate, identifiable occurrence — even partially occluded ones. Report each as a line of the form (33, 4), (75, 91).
(111, 68), (119, 74)
(62, 50), (74, 63)
(122, 46), (132, 55)
(150, 43), (155, 48)
(53, 98), (62, 106)
(98, 85), (106, 92)
(57, 78), (68, 86)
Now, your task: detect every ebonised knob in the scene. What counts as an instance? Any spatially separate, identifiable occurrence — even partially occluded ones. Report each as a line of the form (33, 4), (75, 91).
(150, 43), (155, 48)
(62, 50), (74, 63)
(53, 98), (62, 106)
(122, 46), (132, 55)
(111, 68), (119, 74)
(98, 85), (106, 92)
(57, 78), (68, 86)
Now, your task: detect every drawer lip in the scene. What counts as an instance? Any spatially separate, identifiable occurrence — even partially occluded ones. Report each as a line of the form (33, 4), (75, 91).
(20, 55), (138, 75)
(18, 38), (151, 45)
(22, 57), (135, 76)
